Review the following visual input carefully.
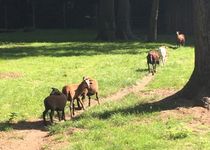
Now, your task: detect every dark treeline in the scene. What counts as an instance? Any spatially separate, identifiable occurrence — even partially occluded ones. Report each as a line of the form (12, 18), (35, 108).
(0, 0), (193, 34)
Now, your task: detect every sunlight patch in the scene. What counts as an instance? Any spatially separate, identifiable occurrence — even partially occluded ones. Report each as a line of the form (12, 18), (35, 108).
(0, 72), (23, 79)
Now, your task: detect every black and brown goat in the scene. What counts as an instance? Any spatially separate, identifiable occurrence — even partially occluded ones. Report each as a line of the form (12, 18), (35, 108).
(147, 50), (160, 75)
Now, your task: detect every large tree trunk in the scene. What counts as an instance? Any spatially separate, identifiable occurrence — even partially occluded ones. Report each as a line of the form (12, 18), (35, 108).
(115, 0), (134, 40)
(148, 0), (159, 42)
(178, 0), (210, 105)
(96, 0), (116, 41)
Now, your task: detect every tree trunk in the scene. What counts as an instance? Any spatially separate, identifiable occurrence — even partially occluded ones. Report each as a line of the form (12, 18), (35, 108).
(4, 5), (8, 30)
(96, 0), (116, 41)
(178, 0), (210, 105)
(32, 4), (36, 29)
(115, 0), (135, 40)
(62, 2), (67, 29)
(148, 0), (159, 42)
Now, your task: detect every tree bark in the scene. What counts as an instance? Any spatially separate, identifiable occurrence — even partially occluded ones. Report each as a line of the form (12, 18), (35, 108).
(96, 0), (116, 41)
(115, 0), (135, 40)
(4, 5), (8, 30)
(148, 0), (159, 42)
(31, 2), (36, 29)
(177, 0), (210, 104)
(62, 2), (67, 29)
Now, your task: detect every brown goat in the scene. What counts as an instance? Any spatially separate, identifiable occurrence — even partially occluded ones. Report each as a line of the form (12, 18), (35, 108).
(147, 50), (160, 75)
(62, 84), (85, 109)
(83, 77), (100, 106)
(62, 78), (90, 118)
(176, 31), (185, 47)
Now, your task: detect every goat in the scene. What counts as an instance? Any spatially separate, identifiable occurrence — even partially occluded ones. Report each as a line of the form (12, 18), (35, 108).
(176, 31), (185, 47)
(83, 76), (100, 107)
(62, 78), (90, 118)
(62, 84), (85, 110)
(158, 46), (167, 65)
(43, 88), (67, 126)
(147, 50), (160, 75)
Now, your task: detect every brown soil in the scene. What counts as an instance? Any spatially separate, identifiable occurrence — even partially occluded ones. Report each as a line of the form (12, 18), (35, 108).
(0, 74), (209, 150)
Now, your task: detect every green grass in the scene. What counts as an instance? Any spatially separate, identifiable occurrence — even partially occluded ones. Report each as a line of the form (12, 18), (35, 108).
(0, 29), (163, 122)
(148, 46), (194, 90)
(49, 94), (210, 150)
(1, 30), (209, 150)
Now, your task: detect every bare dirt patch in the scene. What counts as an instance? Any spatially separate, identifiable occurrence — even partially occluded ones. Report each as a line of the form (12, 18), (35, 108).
(0, 120), (48, 150)
(0, 72), (23, 79)
(139, 88), (177, 97)
(159, 106), (210, 122)
(137, 88), (210, 133)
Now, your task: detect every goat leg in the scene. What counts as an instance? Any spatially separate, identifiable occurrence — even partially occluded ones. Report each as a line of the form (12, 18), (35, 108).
(96, 93), (100, 105)
(57, 111), (60, 121)
(50, 110), (54, 124)
(43, 109), (48, 126)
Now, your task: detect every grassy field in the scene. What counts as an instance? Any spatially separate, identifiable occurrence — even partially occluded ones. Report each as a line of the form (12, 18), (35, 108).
(1, 30), (209, 150)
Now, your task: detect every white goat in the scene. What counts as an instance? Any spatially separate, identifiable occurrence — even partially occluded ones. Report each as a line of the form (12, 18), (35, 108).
(158, 46), (167, 65)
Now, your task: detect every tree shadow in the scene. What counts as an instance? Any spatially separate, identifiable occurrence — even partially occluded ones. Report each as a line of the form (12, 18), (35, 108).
(136, 68), (148, 72)
(89, 94), (196, 120)
(0, 30), (194, 60)
(0, 41), (160, 60)
(0, 119), (47, 132)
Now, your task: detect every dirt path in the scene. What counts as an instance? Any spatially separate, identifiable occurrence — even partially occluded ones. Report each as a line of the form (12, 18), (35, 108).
(0, 120), (48, 150)
(102, 74), (154, 102)
(0, 74), (154, 150)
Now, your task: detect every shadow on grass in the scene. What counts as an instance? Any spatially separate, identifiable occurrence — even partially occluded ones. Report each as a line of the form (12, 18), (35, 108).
(0, 41), (161, 59)
(0, 120), (47, 132)
(88, 95), (195, 120)
(136, 68), (148, 72)
(0, 30), (194, 60)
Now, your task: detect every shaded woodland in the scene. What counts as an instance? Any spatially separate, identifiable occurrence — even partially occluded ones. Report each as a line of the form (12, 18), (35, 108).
(0, 0), (193, 34)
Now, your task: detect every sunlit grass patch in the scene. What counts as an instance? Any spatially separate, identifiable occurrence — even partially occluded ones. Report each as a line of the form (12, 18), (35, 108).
(2, 30), (206, 149)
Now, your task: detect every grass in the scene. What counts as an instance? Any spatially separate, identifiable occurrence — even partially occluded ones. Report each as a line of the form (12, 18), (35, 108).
(0, 29), (161, 122)
(1, 29), (209, 150)
(49, 94), (210, 150)
(147, 46), (194, 90)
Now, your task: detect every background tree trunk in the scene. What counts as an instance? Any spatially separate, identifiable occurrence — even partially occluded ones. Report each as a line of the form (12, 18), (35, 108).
(96, 0), (116, 41)
(31, 1), (36, 29)
(4, 5), (8, 30)
(62, 2), (67, 29)
(148, 0), (159, 41)
(178, 0), (210, 104)
(115, 0), (134, 40)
